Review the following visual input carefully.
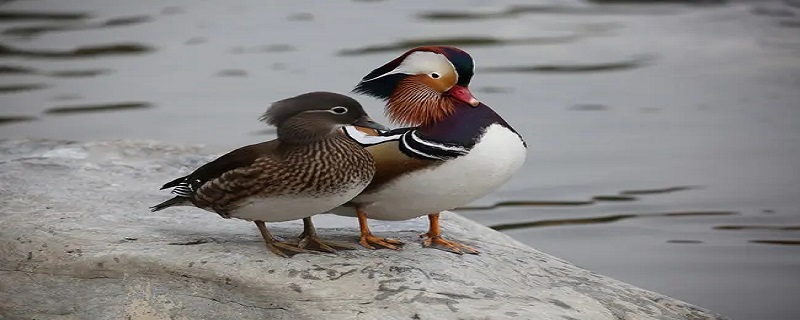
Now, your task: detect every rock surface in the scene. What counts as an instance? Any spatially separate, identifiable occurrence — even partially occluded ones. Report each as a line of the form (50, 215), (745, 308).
(0, 139), (726, 320)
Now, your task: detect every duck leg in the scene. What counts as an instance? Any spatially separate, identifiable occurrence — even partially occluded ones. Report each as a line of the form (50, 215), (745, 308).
(420, 213), (479, 255)
(254, 221), (314, 258)
(356, 207), (404, 250)
(297, 217), (357, 253)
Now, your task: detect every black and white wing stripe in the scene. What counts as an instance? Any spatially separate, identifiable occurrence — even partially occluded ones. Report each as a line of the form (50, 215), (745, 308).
(399, 130), (469, 160)
(342, 125), (471, 161)
(171, 177), (205, 197)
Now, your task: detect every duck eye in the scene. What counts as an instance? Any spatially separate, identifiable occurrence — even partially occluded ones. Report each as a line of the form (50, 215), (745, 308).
(330, 106), (348, 114)
(430, 72), (441, 79)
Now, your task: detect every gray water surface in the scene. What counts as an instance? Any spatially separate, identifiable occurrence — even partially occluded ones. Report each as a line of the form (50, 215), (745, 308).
(1, 1), (799, 319)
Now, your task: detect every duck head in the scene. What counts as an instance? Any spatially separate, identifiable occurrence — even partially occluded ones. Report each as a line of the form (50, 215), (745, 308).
(261, 91), (388, 143)
(353, 46), (480, 126)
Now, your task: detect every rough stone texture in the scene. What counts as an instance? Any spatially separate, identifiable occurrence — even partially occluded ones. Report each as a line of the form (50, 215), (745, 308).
(0, 139), (727, 320)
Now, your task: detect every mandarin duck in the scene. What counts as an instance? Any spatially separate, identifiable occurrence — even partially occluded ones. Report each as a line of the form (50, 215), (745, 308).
(150, 92), (388, 257)
(333, 46), (527, 254)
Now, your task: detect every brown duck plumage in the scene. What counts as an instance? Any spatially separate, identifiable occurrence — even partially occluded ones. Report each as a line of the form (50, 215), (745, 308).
(188, 136), (374, 214)
(151, 91), (386, 257)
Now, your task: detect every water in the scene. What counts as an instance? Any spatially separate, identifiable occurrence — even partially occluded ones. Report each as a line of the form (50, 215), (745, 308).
(1, 0), (799, 319)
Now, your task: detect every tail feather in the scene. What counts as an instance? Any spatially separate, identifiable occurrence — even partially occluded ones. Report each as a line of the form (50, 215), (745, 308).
(150, 196), (189, 212)
(160, 176), (186, 190)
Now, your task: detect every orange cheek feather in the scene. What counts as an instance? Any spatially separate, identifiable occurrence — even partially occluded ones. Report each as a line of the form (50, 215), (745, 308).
(386, 76), (456, 126)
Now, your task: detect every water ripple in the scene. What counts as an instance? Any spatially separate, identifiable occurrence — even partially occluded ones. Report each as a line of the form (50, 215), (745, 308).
(0, 43), (153, 59)
(480, 55), (655, 74)
(417, 5), (684, 21)
(0, 115), (37, 125)
(0, 83), (48, 94)
(2, 16), (151, 38)
(714, 225), (800, 231)
(455, 185), (697, 211)
(338, 35), (579, 56)
(45, 102), (152, 115)
(0, 11), (89, 21)
(750, 240), (800, 246)
(0, 64), (112, 78)
(490, 211), (737, 231)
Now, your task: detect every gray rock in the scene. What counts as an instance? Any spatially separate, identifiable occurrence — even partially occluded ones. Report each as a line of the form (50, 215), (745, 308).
(0, 139), (727, 320)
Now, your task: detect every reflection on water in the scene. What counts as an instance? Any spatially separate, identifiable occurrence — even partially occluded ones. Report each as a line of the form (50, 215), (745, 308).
(0, 43), (152, 58)
(475, 86), (514, 94)
(417, 4), (687, 21)
(0, 64), (33, 74)
(0, 11), (88, 21)
(230, 44), (296, 54)
(2, 15), (151, 38)
(619, 186), (695, 195)
(591, 195), (636, 201)
(778, 19), (800, 27)
(751, 4), (798, 18)
(715, 225), (800, 231)
(49, 93), (82, 101)
(0, 115), (35, 125)
(480, 55), (654, 73)
(215, 69), (248, 77)
(339, 35), (581, 56)
(0, 83), (46, 93)
(48, 69), (111, 78)
(569, 104), (609, 111)
(44, 102), (152, 115)
(456, 185), (696, 210)
(0, 65), (109, 77)
(286, 12), (314, 21)
(458, 200), (595, 210)
(750, 240), (800, 246)
(489, 211), (737, 231)
(666, 240), (703, 244)
(0, 0), (799, 319)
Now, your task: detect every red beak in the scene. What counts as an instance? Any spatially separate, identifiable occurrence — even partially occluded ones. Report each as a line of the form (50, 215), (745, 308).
(446, 85), (480, 107)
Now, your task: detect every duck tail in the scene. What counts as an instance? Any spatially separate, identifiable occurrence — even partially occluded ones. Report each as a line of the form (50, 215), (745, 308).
(150, 196), (189, 212)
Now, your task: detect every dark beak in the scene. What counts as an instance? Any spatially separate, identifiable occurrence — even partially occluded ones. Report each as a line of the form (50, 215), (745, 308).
(352, 116), (390, 131)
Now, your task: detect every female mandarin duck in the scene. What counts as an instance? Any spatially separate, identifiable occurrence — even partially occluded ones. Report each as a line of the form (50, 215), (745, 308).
(334, 46), (527, 254)
(150, 92), (387, 257)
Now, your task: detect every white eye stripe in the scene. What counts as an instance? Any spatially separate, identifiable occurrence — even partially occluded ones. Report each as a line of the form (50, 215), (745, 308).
(329, 106), (348, 114)
(365, 51), (457, 83)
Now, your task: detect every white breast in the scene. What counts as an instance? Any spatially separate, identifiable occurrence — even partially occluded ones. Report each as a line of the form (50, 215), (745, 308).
(226, 181), (368, 222)
(333, 123), (527, 220)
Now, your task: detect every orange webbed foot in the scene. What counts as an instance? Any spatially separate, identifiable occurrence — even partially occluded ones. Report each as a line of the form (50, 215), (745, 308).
(421, 212), (480, 255)
(420, 233), (480, 255)
(356, 207), (405, 250)
(359, 233), (405, 250)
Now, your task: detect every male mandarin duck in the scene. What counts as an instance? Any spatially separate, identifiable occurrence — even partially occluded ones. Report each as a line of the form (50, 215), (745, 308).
(333, 46), (527, 254)
(151, 92), (388, 257)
